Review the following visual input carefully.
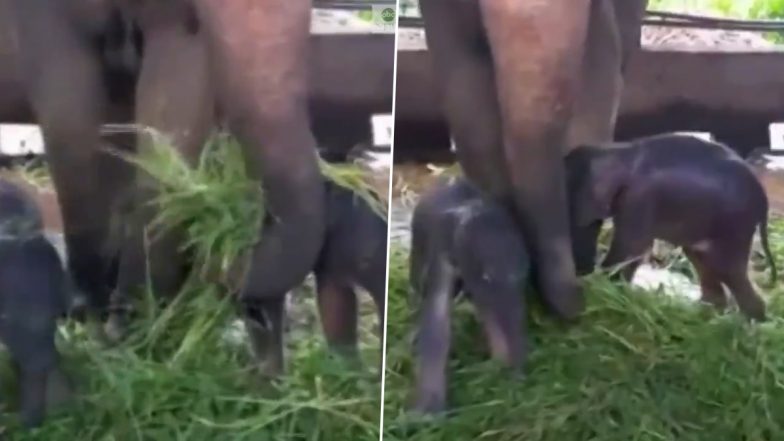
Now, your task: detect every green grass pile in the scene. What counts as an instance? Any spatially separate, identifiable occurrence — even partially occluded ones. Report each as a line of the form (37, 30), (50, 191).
(125, 132), (264, 285)
(127, 130), (386, 284)
(383, 218), (784, 441)
(0, 133), (383, 440)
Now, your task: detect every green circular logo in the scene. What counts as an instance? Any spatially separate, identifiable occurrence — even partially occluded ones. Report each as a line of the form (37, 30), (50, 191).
(381, 7), (395, 23)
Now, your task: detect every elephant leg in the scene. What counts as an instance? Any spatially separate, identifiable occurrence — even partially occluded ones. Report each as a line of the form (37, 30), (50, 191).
(366, 268), (387, 344)
(193, 0), (326, 302)
(15, 10), (114, 315)
(601, 209), (653, 281)
(705, 237), (766, 321)
(684, 248), (728, 311)
(420, 0), (509, 197)
(572, 220), (604, 276)
(368, 276), (386, 376)
(413, 259), (456, 414)
(242, 296), (286, 377)
(479, 0), (591, 320)
(469, 287), (526, 369)
(17, 367), (48, 429)
(45, 366), (72, 409)
(565, 0), (623, 149)
(108, 19), (214, 341)
(316, 274), (359, 357)
(16, 365), (70, 428)
(4, 314), (62, 428)
(356, 241), (388, 341)
(722, 269), (766, 321)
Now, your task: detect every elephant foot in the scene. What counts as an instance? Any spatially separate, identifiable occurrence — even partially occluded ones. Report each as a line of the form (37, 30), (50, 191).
(103, 290), (134, 344)
(247, 327), (284, 380)
(75, 314), (110, 346)
(243, 299), (286, 379)
(539, 272), (585, 322)
(698, 297), (728, 314)
(65, 291), (90, 322)
(103, 313), (130, 344)
(256, 357), (284, 380)
(411, 392), (447, 416)
(329, 344), (363, 367)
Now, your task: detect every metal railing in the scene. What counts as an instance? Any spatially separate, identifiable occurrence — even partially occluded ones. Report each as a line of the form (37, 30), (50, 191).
(399, 9), (784, 32)
(646, 11), (784, 32)
(313, 0), (396, 11)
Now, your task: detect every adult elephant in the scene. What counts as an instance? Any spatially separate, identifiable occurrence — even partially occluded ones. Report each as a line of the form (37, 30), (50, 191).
(10, 0), (324, 373)
(419, 0), (647, 318)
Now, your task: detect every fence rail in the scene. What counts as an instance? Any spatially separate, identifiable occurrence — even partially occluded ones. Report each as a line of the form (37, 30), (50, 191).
(313, 0), (396, 10)
(645, 10), (784, 31)
(399, 10), (784, 32)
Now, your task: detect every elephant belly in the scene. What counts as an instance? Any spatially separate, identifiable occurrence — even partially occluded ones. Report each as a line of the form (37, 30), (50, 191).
(648, 174), (738, 247)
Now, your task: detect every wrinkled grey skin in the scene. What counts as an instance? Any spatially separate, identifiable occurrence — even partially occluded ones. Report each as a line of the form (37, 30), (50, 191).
(0, 179), (72, 428)
(8, 0), (326, 372)
(245, 180), (387, 374)
(566, 0), (647, 148)
(410, 177), (529, 414)
(566, 134), (776, 321)
(420, 0), (648, 324)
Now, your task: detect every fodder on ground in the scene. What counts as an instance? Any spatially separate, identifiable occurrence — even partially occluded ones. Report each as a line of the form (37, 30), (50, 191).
(384, 219), (784, 441)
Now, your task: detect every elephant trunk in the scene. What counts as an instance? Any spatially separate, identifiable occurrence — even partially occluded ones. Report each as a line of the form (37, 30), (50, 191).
(480, 0), (591, 320)
(194, 0), (325, 297)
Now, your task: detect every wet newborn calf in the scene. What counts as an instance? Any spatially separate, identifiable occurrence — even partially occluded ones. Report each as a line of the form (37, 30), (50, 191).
(313, 181), (387, 353)
(242, 180), (387, 374)
(566, 134), (776, 320)
(0, 178), (71, 428)
(410, 177), (529, 414)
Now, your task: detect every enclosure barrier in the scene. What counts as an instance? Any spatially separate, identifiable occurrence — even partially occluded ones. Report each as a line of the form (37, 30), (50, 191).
(398, 10), (784, 32)
(313, 0), (396, 11)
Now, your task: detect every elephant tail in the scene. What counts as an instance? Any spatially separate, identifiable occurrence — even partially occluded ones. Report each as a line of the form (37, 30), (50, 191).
(759, 217), (778, 286)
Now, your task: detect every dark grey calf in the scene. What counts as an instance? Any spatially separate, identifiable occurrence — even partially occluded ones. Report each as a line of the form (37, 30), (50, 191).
(0, 178), (72, 428)
(410, 177), (529, 414)
(242, 180), (387, 374)
(566, 134), (776, 320)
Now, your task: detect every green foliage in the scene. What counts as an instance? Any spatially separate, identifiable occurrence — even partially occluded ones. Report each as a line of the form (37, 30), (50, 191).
(649, 0), (784, 18)
(125, 131), (386, 285)
(384, 218), (784, 441)
(648, 0), (784, 42)
(749, 0), (784, 19)
(126, 132), (263, 284)
(319, 159), (388, 219)
(356, 10), (374, 22)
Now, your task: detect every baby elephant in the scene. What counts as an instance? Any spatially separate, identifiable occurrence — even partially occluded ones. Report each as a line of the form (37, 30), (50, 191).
(0, 178), (72, 428)
(410, 177), (529, 414)
(241, 180), (387, 375)
(566, 134), (776, 320)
